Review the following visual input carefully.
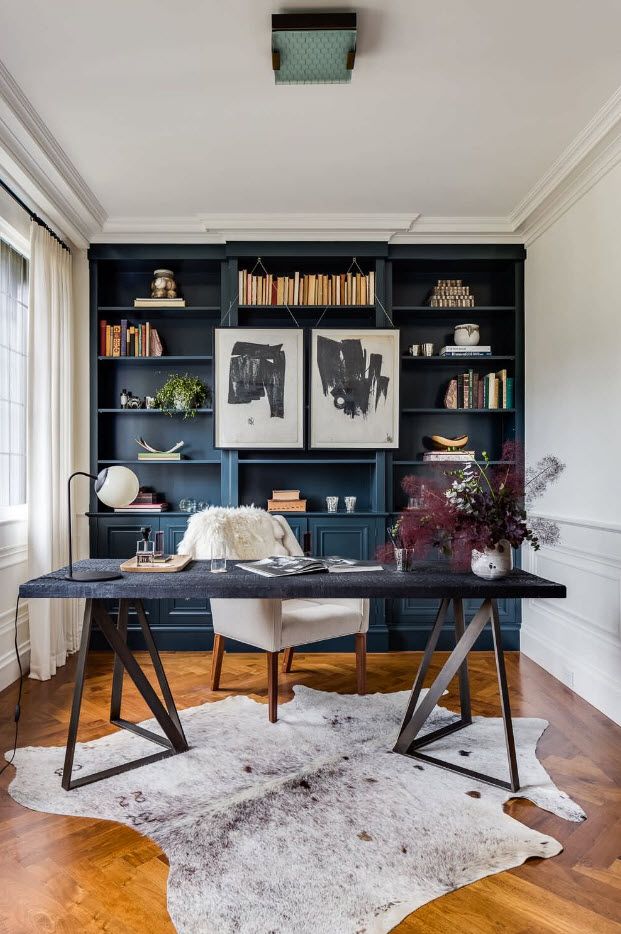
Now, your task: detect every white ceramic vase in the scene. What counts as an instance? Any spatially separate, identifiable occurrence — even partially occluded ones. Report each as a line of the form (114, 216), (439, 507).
(471, 540), (513, 579)
(454, 323), (480, 346)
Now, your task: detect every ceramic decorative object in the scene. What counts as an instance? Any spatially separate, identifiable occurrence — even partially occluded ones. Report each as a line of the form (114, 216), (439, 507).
(453, 323), (480, 346)
(151, 268), (178, 300)
(471, 540), (513, 580)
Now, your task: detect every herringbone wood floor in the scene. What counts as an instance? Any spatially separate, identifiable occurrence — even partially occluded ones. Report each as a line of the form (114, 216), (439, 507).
(1, 650), (620, 933)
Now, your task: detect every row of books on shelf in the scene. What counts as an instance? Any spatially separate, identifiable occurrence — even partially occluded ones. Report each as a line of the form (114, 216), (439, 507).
(238, 270), (375, 306)
(445, 369), (514, 410)
(100, 320), (163, 357)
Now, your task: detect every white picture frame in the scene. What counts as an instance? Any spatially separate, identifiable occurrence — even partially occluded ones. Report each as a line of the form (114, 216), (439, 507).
(214, 328), (304, 449)
(310, 328), (400, 449)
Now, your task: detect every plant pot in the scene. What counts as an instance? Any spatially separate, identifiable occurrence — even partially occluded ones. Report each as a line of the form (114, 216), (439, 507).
(471, 540), (513, 579)
(174, 397), (187, 412)
(394, 547), (414, 571)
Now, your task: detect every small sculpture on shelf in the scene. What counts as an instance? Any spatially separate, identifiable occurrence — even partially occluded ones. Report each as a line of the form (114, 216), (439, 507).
(125, 394), (143, 409)
(428, 279), (474, 308)
(151, 268), (178, 300)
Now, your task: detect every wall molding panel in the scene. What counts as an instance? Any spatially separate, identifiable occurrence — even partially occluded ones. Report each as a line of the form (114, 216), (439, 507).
(521, 515), (621, 725)
(0, 602), (29, 692)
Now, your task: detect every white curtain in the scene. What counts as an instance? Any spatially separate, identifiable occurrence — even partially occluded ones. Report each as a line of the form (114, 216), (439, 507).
(27, 222), (81, 680)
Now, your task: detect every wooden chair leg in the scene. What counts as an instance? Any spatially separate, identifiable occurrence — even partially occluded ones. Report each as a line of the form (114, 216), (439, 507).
(211, 634), (225, 690)
(355, 632), (367, 695)
(267, 651), (279, 723)
(282, 646), (294, 673)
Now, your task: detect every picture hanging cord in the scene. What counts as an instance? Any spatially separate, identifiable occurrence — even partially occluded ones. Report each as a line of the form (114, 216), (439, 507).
(313, 256), (395, 328)
(221, 256), (395, 329)
(0, 597), (23, 779)
(220, 257), (300, 328)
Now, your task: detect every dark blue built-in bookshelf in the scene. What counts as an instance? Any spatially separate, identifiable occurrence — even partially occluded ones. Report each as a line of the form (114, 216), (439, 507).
(88, 242), (525, 651)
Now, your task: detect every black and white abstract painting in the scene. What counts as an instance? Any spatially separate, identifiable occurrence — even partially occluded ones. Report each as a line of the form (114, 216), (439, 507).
(311, 329), (399, 448)
(215, 328), (304, 448)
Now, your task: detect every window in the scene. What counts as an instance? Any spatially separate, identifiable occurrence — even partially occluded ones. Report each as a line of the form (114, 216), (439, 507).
(0, 237), (29, 507)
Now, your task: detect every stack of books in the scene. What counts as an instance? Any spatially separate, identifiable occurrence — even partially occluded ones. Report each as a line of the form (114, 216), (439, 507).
(99, 320), (163, 357)
(114, 489), (169, 513)
(428, 279), (475, 308)
(238, 270), (375, 306)
(267, 489), (307, 512)
(134, 297), (186, 308)
(444, 369), (514, 409)
(440, 345), (492, 357)
(423, 450), (476, 464)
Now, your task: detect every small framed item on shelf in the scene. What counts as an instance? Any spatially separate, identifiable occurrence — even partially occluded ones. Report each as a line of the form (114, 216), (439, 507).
(214, 328), (304, 448)
(310, 329), (399, 448)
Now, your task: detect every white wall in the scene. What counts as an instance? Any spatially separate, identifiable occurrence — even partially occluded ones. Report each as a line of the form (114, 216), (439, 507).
(522, 161), (621, 726)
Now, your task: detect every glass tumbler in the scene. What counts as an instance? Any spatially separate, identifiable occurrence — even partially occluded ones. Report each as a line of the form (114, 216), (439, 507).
(326, 496), (339, 513)
(210, 534), (227, 573)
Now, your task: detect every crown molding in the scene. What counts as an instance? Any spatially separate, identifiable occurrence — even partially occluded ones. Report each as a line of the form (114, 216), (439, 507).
(391, 216), (522, 244)
(0, 59), (106, 248)
(95, 212), (420, 243)
(512, 85), (621, 244)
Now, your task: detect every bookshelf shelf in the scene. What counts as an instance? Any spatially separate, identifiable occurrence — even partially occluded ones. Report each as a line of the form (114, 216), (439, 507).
(393, 459), (516, 466)
(89, 242), (524, 652)
(98, 306), (220, 314)
(97, 355), (213, 364)
(401, 355), (515, 363)
(97, 408), (213, 414)
(238, 304), (375, 311)
(97, 459), (221, 465)
(392, 305), (515, 313)
(401, 408), (515, 414)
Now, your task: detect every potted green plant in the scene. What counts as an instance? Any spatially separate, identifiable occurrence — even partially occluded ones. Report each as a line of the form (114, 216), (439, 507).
(154, 373), (210, 419)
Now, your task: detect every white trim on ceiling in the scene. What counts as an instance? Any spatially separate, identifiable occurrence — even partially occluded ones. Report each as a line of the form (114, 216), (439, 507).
(0, 59), (105, 248)
(1, 57), (620, 246)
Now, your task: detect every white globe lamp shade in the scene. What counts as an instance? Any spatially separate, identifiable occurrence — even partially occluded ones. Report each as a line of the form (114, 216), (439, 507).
(95, 466), (140, 508)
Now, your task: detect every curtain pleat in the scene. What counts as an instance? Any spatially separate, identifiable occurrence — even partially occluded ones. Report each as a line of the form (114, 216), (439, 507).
(27, 222), (80, 680)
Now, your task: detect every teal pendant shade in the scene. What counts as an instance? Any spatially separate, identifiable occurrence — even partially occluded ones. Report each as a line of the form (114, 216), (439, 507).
(272, 13), (357, 85)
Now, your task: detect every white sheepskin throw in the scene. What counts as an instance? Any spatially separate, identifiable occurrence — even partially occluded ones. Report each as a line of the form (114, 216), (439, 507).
(177, 505), (301, 560)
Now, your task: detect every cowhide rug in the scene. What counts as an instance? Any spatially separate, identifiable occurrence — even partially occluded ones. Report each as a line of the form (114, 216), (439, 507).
(6, 687), (585, 934)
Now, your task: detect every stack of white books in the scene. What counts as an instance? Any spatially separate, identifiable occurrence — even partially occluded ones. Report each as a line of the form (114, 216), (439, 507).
(440, 345), (492, 356)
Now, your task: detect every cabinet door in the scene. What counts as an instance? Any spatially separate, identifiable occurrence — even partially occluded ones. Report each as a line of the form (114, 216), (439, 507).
(309, 517), (378, 560)
(279, 516), (307, 549)
(159, 518), (212, 638)
(94, 517), (160, 627)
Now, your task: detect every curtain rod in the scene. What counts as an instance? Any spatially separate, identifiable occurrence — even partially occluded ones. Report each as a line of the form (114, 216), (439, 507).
(0, 178), (71, 253)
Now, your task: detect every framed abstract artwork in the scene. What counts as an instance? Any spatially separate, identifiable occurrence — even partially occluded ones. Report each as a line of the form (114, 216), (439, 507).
(310, 329), (399, 449)
(214, 328), (304, 448)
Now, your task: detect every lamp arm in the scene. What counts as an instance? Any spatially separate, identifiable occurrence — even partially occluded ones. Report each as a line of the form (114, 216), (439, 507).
(67, 472), (97, 577)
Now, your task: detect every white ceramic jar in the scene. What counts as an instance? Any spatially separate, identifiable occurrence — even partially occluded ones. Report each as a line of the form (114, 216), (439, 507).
(454, 323), (480, 346)
(471, 540), (513, 579)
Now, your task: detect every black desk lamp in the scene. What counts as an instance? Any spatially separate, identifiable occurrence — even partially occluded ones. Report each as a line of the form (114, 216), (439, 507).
(66, 467), (139, 581)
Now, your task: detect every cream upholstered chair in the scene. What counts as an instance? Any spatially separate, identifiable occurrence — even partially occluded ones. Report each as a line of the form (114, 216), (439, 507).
(178, 506), (369, 721)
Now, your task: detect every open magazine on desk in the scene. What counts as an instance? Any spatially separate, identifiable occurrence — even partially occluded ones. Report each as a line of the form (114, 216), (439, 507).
(236, 556), (385, 578)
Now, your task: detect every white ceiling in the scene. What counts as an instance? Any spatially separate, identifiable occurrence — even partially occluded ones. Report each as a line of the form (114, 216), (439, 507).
(1, 0), (621, 229)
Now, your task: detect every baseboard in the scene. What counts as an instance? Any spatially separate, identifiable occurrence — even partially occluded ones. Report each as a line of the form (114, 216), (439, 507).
(0, 601), (30, 691)
(521, 624), (621, 727)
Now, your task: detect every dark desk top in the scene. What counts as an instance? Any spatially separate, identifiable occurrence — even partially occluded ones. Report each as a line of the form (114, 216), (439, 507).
(20, 559), (566, 601)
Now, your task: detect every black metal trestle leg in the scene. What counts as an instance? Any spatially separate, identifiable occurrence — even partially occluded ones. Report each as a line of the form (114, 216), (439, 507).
(393, 597), (520, 792)
(62, 599), (188, 791)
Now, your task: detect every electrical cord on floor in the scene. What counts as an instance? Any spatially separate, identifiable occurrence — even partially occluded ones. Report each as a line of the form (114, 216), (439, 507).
(0, 597), (23, 779)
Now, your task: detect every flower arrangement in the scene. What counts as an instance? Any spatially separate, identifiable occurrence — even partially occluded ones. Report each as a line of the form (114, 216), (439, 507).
(380, 443), (565, 567)
(154, 373), (211, 419)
